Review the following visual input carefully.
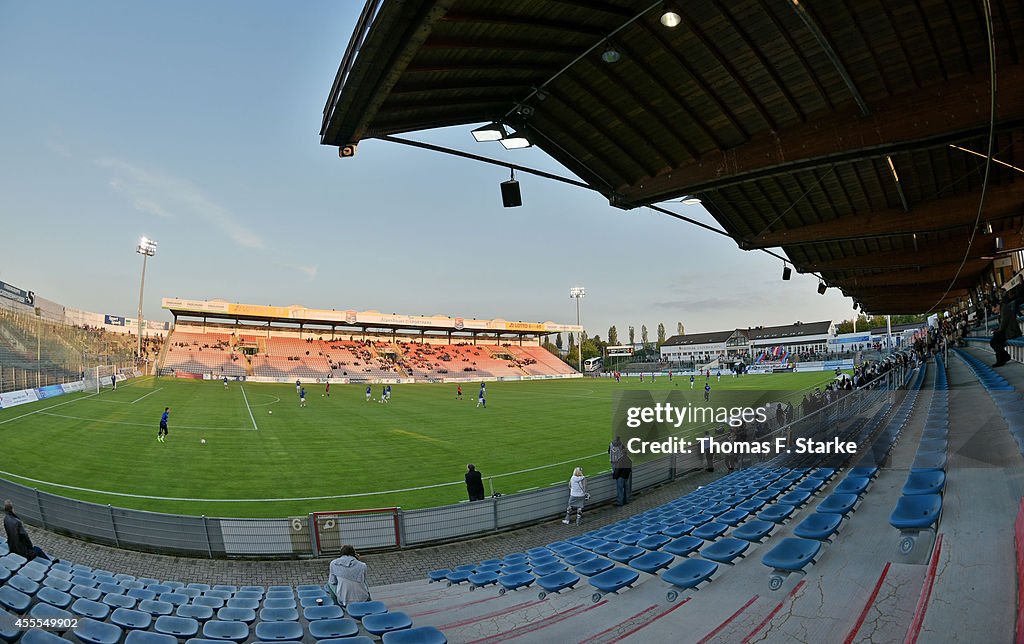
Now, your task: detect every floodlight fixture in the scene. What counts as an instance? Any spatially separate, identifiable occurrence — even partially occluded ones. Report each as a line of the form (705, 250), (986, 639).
(471, 122), (507, 143)
(660, 4), (682, 27)
(817, 281), (827, 295)
(680, 195), (701, 205)
(137, 237), (158, 256)
(500, 129), (532, 150)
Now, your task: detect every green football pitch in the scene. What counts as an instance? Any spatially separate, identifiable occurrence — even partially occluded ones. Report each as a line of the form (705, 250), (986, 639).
(0, 372), (838, 517)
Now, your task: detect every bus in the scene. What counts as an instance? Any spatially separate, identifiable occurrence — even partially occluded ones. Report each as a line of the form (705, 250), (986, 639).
(583, 357), (603, 372)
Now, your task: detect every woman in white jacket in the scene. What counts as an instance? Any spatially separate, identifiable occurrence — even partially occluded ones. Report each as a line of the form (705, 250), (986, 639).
(562, 467), (589, 525)
(328, 544), (370, 606)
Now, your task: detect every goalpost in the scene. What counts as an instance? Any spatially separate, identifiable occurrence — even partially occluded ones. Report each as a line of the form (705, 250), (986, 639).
(83, 365), (117, 394)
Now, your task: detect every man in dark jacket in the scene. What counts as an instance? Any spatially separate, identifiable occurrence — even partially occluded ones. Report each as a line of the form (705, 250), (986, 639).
(612, 452), (632, 506)
(3, 500), (51, 561)
(992, 293), (1021, 367)
(465, 464), (485, 501)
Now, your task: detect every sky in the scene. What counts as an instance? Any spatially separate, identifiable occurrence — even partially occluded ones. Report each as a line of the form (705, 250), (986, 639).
(0, 1), (858, 340)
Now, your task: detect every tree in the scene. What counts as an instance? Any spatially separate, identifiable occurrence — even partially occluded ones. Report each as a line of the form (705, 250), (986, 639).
(657, 323), (666, 346)
(677, 321), (685, 336)
(542, 340), (559, 356)
(568, 332), (575, 348)
(641, 325), (649, 346)
(628, 326), (635, 346)
(608, 325), (618, 346)
(555, 333), (563, 350)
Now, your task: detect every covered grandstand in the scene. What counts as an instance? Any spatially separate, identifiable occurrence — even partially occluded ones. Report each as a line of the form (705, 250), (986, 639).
(160, 297), (581, 382)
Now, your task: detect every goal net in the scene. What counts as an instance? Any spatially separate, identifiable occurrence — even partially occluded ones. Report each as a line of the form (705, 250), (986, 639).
(84, 365), (118, 394)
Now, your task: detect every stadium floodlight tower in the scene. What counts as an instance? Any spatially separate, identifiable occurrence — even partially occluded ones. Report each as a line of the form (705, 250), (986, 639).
(135, 236), (158, 361)
(569, 286), (585, 372)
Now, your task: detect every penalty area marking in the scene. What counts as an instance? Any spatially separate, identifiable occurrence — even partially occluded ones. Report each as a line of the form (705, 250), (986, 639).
(130, 387), (163, 405)
(240, 385), (258, 431)
(0, 393), (97, 426)
(247, 391), (280, 407)
(0, 449), (609, 503)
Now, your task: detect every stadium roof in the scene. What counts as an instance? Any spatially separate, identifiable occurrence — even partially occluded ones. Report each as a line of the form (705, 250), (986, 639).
(661, 330), (735, 347)
(161, 297), (582, 336)
(320, 0), (1024, 316)
(744, 320), (833, 340)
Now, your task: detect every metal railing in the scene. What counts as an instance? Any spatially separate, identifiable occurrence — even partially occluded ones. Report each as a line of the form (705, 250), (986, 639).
(0, 368), (907, 558)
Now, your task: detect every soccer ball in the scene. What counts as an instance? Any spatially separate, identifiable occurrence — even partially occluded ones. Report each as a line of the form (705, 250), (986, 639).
(268, 410), (273, 415)
(201, 439), (206, 445)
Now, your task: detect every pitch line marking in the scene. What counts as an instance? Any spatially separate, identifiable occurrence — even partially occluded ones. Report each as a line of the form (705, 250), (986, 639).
(0, 449), (610, 503)
(240, 385), (259, 431)
(36, 411), (252, 431)
(0, 393), (97, 426)
(249, 394), (280, 407)
(130, 387), (163, 405)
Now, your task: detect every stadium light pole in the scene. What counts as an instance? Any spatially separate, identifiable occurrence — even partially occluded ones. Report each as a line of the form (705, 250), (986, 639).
(136, 237), (158, 362)
(569, 287), (585, 372)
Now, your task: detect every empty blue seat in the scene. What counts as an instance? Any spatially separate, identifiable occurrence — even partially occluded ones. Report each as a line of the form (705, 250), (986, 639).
(531, 562), (568, 576)
(911, 451), (946, 471)
(691, 522), (728, 541)
(254, 621), (303, 642)
(762, 538), (822, 572)
(19, 566), (46, 583)
(700, 538), (749, 564)
(73, 618), (122, 644)
(20, 630), (71, 644)
(574, 558), (614, 577)
(381, 626), (448, 644)
(663, 536), (704, 557)
(137, 600), (173, 617)
(777, 491), (812, 507)
(71, 598), (110, 620)
(589, 567), (640, 599)
(346, 601), (386, 620)
(661, 523), (693, 538)
(608, 546), (645, 563)
(38, 586), (73, 609)
(159, 592), (189, 607)
(835, 477), (870, 496)
(816, 493), (859, 515)
(758, 505), (795, 524)
(637, 534), (671, 550)
(44, 577), (73, 593)
(848, 466), (878, 479)
(0, 607), (21, 642)
(225, 598), (258, 610)
(890, 494), (942, 529)
(591, 541), (619, 556)
(257, 608), (298, 622)
(96, 583), (123, 596)
(126, 589), (156, 603)
(215, 607), (255, 624)
(176, 604), (214, 622)
(28, 603), (72, 623)
(8, 576), (39, 596)
(0, 587), (30, 614)
(688, 513), (715, 527)
(500, 563), (531, 575)
(193, 596), (223, 609)
(467, 572), (499, 588)
(0, 554), (27, 571)
(238, 586), (263, 594)
(903, 470), (946, 496)
(794, 479), (824, 494)
(146, 585), (172, 595)
(70, 586), (101, 601)
(154, 615), (200, 638)
(563, 551), (597, 566)
(793, 513), (843, 541)
(124, 632), (177, 644)
(444, 570), (471, 585)
(497, 572), (535, 593)
(102, 593), (135, 609)
(303, 604), (343, 621)
(662, 559), (718, 595)
(317, 638), (375, 644)
(536, 571), (581, 598)
(629, 551), (675, 574)
(308, 618), (359, 639)
(732, 519), (774, 543)
(212, 586), (236, 594)
(715, 510), (749, 526)
(362, 612), (413, 637)
(201, 620), (250, 642)
(204, 590), (231, 601)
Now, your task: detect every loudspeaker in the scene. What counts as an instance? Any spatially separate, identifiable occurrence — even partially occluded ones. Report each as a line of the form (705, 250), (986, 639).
(782, 266), (792, 281)
(500, 180), (522, 208)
